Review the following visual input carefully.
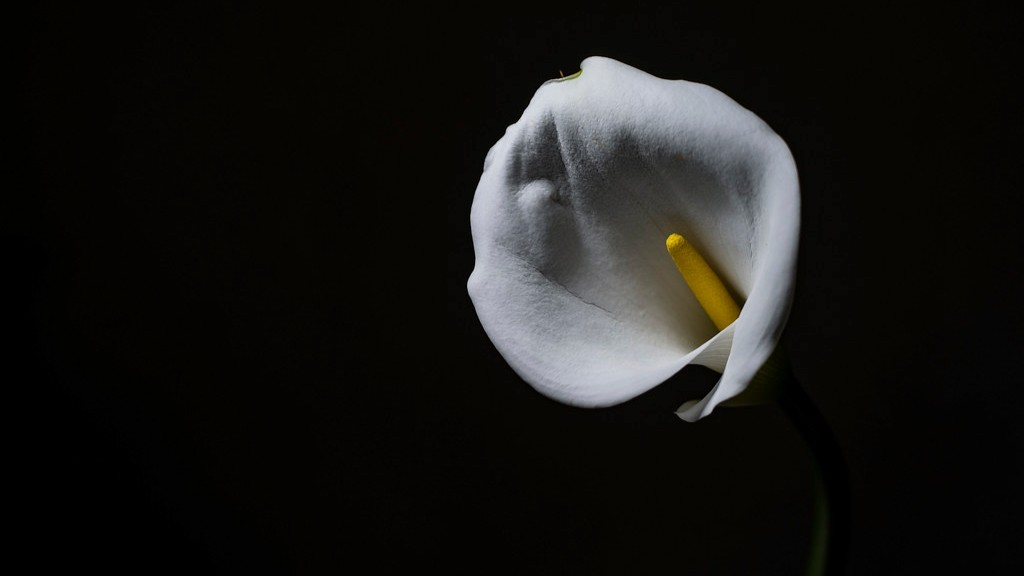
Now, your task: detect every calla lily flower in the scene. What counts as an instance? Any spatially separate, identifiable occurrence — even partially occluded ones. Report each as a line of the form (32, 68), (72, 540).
(468, 56), (800, 421)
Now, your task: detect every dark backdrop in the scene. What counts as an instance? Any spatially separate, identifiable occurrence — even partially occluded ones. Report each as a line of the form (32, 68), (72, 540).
(11, 2), (1023, 574)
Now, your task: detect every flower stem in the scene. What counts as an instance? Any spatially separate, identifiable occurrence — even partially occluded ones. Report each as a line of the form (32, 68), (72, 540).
(777, 375), (850, 576)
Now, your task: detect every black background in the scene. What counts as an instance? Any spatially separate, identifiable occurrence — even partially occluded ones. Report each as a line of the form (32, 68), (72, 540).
(11, 2), (1023, 574)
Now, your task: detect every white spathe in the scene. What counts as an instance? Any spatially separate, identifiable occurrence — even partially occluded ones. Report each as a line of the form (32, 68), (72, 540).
(467, 56), (800, 422)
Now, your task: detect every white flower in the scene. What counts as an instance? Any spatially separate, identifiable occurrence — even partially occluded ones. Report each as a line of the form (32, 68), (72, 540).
(467, 56), (800, 422)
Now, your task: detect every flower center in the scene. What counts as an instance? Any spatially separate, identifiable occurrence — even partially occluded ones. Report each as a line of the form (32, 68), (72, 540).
(665, 233), (740, 331)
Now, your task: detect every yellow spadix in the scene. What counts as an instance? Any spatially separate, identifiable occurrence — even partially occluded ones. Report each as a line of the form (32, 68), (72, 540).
(665, 233), (740, 331)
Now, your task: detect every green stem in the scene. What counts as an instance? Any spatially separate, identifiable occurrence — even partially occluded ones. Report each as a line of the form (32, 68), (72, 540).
(777, 374), (850, 576)
(807, 466), (828, 576)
